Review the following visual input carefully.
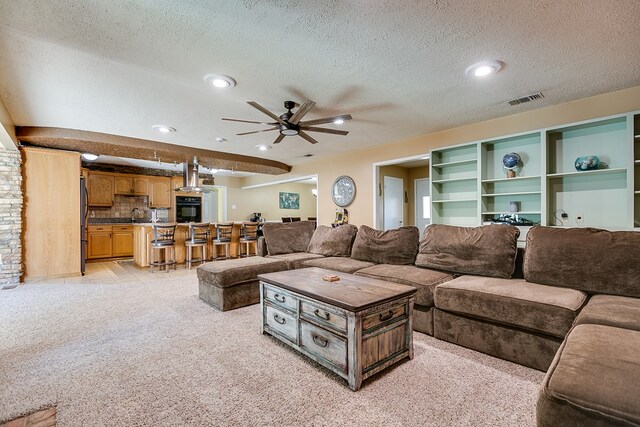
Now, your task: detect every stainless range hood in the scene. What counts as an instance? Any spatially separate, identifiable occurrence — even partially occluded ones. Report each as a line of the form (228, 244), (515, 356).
(174, 157), (211, 193)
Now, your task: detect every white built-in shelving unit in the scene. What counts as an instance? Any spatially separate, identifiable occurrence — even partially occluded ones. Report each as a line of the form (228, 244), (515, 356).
(430, 111), (640, 231)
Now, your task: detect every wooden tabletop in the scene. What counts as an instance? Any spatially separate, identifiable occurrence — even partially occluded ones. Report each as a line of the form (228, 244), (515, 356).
(258, 267), (416, 312)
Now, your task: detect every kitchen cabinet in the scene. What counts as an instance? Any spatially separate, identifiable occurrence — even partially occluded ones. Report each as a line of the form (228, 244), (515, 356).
(149, 177), (171, 208)
(88, 226), (113, 259)
(114, 175), (149, 196)
(112, 225), (134, 257)
(88, 173), (114, 207)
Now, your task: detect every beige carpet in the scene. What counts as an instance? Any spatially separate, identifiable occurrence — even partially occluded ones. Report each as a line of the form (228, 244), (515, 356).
(1, 267), (543, 426)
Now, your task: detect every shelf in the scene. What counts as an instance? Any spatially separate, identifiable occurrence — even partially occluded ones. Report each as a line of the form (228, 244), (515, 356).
(635, 191), (640, 195)
(481, 175), (541, 183)
(432, 159), (477, 168)
(432, 177), (477, 184)
(635, 160), (640, 164)
(482, 211), (541, 215)
(546, 168), (627, 178)
(482, 191), (541, 197)
(432, 199), (477, 204)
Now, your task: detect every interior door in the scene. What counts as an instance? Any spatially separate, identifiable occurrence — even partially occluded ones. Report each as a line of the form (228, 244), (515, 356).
(383, 176), (404, 230)
(415, 178), (431, 238)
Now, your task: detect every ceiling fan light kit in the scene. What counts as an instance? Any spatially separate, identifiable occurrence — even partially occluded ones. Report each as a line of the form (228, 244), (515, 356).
(222, 99), (352, 145)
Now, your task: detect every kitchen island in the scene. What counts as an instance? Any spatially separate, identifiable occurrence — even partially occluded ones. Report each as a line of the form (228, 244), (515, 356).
(132, 223), (243, 267)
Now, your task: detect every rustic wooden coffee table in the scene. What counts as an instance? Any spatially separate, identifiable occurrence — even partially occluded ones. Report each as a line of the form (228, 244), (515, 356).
(258, 267), (416, 390)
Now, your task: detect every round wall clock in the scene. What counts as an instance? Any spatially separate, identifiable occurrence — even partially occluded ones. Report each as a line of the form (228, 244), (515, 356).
(331, 175), (357, 207)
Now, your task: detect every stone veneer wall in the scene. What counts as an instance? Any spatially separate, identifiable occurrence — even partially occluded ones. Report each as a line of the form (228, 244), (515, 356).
(0, 147), (22, 287)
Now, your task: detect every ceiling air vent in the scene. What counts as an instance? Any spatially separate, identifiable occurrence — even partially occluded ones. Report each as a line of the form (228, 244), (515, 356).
(508, 92), (544, 106)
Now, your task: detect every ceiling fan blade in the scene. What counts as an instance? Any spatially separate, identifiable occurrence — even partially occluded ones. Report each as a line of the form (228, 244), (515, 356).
(298, 131), (318, 144)
(289, 99), (316, 124)
(222, 118), (276, 125)
(273, 134), (285, 144)
(300, 126), (349, 136)
(247, 101), (287, 125)
(299, 114), (352, 126)
(236, 127), (278, 136)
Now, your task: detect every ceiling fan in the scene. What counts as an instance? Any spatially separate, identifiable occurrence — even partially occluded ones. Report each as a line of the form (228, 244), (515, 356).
(222, 100), (352, 144)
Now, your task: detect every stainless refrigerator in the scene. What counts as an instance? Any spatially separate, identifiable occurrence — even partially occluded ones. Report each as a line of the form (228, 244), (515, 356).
(80, 176), (88, 275)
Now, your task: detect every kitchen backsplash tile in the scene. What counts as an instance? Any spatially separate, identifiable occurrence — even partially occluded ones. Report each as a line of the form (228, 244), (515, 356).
(89, 195), (169, 222)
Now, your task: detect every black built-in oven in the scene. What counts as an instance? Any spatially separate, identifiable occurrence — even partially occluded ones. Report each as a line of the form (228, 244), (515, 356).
(176, 196), (202, 223)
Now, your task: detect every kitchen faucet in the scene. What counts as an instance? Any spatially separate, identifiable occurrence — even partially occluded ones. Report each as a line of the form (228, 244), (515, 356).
(131, 208), (140, 223)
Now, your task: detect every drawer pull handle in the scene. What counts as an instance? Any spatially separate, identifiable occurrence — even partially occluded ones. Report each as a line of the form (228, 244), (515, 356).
(274, 294), (286, 303)
(314, 309), (330, 321)
(311, 333), (329, 348)
(379, 310), (395, 322)
(273, 314), (286, 325)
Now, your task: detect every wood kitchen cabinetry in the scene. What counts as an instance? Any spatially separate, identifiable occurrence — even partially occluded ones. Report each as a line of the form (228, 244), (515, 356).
(149, 177), (171, 208)
(87, 225), (134, 259)
(88, 173), (114, 207)
(112, 225), (134, 257)
(87, 225), (113, 259)
(114, 176), (149, 196)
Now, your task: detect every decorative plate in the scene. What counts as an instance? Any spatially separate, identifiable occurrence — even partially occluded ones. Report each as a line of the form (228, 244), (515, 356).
(331, 175), (357, 207)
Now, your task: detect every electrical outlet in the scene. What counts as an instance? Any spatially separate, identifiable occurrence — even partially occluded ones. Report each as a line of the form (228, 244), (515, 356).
(560, 212), (569, 225)
(114, 212), (120, 218)
(576, 213), (584, 223)
(90, 210), (95, 218)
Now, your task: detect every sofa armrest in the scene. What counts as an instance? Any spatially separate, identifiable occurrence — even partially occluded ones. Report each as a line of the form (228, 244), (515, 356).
(257, 236), (268, 257)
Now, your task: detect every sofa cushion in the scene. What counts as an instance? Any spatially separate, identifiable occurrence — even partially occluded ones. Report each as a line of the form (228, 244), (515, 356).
(434, 275), (587, 338)
(537, 324), (640, 426)
(355, 264), (455, 306)
(262, 221), (316, 256)
(574, 294), (640, 332)
(350, 225), (419, 265)
(307, 224), (358, 257)
(302, 256), (375, 274)
(524, 226), (640, 297)
(415, 224), (520, 279)
(197, 257), (288, 288)
(267, 252), (325, 270)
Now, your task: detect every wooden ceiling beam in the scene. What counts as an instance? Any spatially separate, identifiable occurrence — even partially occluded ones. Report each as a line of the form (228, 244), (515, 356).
(15, 127), (292, 175)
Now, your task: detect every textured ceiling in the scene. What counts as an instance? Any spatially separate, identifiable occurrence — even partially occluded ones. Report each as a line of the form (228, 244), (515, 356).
(0, 0), (639, 167)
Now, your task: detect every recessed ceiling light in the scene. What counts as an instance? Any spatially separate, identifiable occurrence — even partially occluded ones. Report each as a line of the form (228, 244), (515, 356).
(334, 119), (345, 125)
(81, 153), (98, 161)
(152, 125), (176, 133)
(215, 137), (226, 143)
(256, 145), (271, 151)
(204, 74), (237, 89)
(466, 60), (504, 78)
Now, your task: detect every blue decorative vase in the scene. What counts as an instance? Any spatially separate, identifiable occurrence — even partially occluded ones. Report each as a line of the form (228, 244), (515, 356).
(574, 155), (600, 171)
(502, 152), (520, 169)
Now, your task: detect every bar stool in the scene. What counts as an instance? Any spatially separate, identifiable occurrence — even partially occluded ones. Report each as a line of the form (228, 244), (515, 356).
(213, 222), (234, 260)
(185, 222), (210, 269)
(149, 224), (176, 273)
(239, 222), (259, 257)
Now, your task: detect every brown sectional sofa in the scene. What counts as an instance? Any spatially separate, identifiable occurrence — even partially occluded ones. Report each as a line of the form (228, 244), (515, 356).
(198, 221), (640, 426)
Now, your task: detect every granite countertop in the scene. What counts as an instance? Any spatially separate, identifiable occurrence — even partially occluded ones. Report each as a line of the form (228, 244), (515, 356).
(88, 218), (154, 224)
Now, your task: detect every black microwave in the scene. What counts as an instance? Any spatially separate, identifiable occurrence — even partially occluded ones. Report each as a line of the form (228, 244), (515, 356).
(176, 196), (202, 223)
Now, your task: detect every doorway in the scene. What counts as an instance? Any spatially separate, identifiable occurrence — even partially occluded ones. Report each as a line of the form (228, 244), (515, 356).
(373, 155), (429, 231)
(383, 176), (404, 230)
(414, 178), (431, 238)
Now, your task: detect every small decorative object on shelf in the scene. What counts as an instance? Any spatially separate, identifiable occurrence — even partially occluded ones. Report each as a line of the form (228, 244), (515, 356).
(502, 152), (521, 178)
(509, 201), (520, 213)
(574, 155), (600, 171)
(322, 274), (340, 282)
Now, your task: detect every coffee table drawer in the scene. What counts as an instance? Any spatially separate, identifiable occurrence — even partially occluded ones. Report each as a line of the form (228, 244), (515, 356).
(363, 303), (406, 331)
(264, 285), (298, 312)
(300, 301), (347, 333)
(264, 305), (297, 343)
(300, 320), (347, 373)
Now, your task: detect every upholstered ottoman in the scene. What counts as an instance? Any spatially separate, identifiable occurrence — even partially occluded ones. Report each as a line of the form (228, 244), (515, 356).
(537, 324), (640, 426)
(197, 257), (288, 311)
